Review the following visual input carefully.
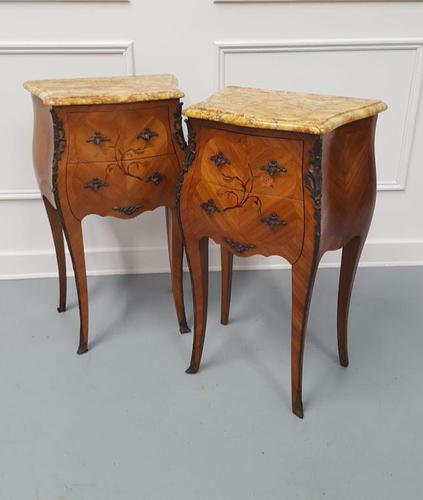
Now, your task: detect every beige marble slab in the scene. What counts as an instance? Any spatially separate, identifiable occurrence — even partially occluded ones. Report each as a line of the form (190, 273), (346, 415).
(23, 74), (184, 106)
(184, 86), (387, 134)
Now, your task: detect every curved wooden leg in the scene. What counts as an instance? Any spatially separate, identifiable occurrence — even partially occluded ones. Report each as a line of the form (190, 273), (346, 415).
(337, 235), (365, 368)
(166, 207), (190, 334)
(291, 253), (319, 418)
(42, 196), (67, 313)
(61, 216), (88, 354)
(185, 236), (209, 374)
(220, 246), (233, 325)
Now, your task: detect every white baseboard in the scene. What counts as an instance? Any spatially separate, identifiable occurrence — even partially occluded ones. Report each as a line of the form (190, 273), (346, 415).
(0, 239), (422, 280)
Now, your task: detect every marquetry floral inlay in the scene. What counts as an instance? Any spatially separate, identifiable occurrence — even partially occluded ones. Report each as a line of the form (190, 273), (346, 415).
(80, 136), (167, 193)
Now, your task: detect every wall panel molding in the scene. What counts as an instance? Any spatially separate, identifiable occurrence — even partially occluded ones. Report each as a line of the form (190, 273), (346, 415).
(0, 0), (128, 3)
(216, 38), (423, 191)
(1, 239), (422, 280)
(0, 190), (41, 201)
(0, 40), (134, 202)
(215, 1), (423, 3)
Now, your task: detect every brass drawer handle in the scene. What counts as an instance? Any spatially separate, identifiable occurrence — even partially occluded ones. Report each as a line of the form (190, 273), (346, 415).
(224, 237), (255, 254)
(84, 177), (107, 192)
(137, 128), (158, 141)
(210, 151), (230, 168)
(146, 171), (164, 185)
(112, 203), (144, 216)
(261, 212), (287, 228)
(260, 160), (287, 177)
(200, 199), (220, 215)
(87, 132), (111, 145)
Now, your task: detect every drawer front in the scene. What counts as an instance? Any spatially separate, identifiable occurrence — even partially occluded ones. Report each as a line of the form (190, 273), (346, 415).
(67, 155), (179, 219)
(199, 128), (303, 201)
(67, 106), (173, 163)
(185, 178), (304, 262)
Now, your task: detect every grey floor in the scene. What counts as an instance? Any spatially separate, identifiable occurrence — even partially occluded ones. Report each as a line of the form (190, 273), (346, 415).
(0, 266), (422, 500)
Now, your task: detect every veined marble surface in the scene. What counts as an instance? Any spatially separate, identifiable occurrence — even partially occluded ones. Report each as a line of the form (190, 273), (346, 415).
(23, 74), (184, 106)
(184, 86), (387, 134)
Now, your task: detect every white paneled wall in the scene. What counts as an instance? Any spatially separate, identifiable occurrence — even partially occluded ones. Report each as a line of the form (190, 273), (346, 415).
(217, 39), (423, 191)
(0, 42), (134, 201)
(0, 0), (422, 278)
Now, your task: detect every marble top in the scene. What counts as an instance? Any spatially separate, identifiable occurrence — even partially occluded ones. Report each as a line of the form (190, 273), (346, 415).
(184, 86), (387, 134)
(23, 74), (184, 106)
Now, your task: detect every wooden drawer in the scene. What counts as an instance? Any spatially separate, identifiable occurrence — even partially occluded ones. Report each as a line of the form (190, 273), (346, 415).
(66, 106), (173, 163)
(66, 154), (179, 219)
(199, 128), (303, 201)
(186, 177), (304, 263)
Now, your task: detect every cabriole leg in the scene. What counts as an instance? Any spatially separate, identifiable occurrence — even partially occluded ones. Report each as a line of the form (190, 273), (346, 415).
(220, 247), (233, 325)
(166, 207), (190, 334)
(185, 236), (209, 374)
(61, 216), (88, 354)
(337, 235), (366, 367)
(291, 253), (319, 418)
(42, 196), (67, 313)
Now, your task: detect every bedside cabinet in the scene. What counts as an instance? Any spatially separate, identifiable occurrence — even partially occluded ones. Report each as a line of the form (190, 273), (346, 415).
(178, 86), (387, 417)
(24, 75), (190, 354)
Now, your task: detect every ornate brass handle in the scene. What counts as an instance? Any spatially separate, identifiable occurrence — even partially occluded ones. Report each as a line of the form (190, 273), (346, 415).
(260, 160), (287, 177)
(210, 151), (230, 168)
(137, 128), (158, 141)
(260, 212), (287, 228)
(200, 199), (220, 215)
(87, 132), (111, 145)
(112, 203), (144, 216)
(84, 177), (107, 192)
(146, 172), (164, 185)
(224, 237), (256, 254)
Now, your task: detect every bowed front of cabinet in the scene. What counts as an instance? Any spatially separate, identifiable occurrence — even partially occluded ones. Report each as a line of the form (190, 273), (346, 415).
(178, 86), (387, 418)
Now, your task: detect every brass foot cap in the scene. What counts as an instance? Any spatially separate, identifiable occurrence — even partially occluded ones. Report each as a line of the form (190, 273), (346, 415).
(179, 324), (191, 334)
(293, 401), (304, 419)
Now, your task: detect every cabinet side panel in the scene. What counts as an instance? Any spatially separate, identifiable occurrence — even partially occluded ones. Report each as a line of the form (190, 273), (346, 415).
(32, 95), (54, 205)
(321, 116), (377, 252)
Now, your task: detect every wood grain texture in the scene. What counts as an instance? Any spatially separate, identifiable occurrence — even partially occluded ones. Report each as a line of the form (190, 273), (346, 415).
(32, 96), (55, 205)
(220, 247), (233, 325)
(42, 196), (67, 313)
(179, 115), (379, 418)
(185, 236), (209, 374)
(30, 98), (189, 353)
(66, 105), (172, 163)
(199, 127), (303, 200)
(337, 236), (365, 368)
(180, 122), (305, 262)
(291, 135), (322, 418)
(67, 155), (179, 220)
(166, 207), (190, 334)
(320, 116), (378, 368)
